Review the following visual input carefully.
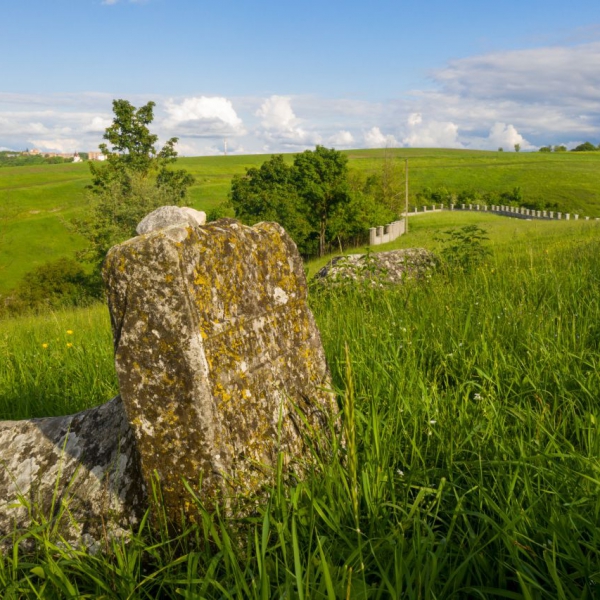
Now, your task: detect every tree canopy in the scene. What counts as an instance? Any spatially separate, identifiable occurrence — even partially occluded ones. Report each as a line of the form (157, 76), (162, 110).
(571, 141), (598, 152)
(76, 99), (195, 272)
(229, 146), (396, 257)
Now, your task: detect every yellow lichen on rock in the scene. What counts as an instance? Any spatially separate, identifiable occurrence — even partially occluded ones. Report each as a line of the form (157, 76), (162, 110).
(103, 218), (337, 522)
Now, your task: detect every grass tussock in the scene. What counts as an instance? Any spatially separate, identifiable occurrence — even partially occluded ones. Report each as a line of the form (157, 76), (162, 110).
(1, 220), (600, 597)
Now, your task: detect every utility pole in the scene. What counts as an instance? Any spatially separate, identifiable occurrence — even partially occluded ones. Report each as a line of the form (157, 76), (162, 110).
(405, 158), (409, 234)
(223, 139), (228, 156)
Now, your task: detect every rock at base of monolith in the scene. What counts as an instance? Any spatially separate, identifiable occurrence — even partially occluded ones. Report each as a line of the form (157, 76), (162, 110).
(136, 206), (206, 235)
(104, 218), (336, 521)
(0, 396), (145, 552)
(314, 248), (438, 285)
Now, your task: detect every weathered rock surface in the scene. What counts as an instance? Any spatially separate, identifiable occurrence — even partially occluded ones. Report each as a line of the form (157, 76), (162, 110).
(0, 215), (335, 547)
(314, 248), (438, 285)
(105, 218), (336, 520)
(0, 396), (144, 549)
(136, 205), (206, 235)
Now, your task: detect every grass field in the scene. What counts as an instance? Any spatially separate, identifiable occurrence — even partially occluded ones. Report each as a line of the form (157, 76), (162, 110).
(1, 212), (599, 597)
(1, 148), (600, 293)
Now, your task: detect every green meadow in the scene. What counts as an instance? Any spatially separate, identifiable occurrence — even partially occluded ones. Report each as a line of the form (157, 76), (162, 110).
(1, 212), (599, 597)
(2, 148), (600, 292)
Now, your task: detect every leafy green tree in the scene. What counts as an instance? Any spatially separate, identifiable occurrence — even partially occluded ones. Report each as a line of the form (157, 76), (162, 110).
(514, 143), (521, 152)
(229, 146), (394, 257)
(362, 149), (404, 214)
(553, 145), (567, 152)
(10, 258), (97, 313)
(77, 99), (194, 270)
(539, 146), (552, 153)
(293, 146), (351, 257)
(571, 141), (597, 152)
(229, 155), (313, 254)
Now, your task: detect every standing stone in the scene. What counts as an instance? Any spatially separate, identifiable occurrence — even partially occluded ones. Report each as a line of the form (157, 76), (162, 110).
(103, 218), (336, 520)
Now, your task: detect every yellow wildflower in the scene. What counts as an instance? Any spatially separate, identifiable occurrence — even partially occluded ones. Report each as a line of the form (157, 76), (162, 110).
(66, 342), (73, 348)
(66, 330), (73, 335)
(42, 343), (48, 349)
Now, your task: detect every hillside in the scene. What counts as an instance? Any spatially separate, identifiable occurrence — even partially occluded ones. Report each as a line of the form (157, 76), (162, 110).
(1, 148), (600, 292)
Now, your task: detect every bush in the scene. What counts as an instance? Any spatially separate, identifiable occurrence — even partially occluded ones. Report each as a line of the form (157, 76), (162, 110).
(435, 224), (491, 271)
(4, 258), (100, 316)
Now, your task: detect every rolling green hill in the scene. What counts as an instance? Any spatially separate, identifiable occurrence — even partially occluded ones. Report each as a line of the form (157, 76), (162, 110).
(1, 148), (600, 293)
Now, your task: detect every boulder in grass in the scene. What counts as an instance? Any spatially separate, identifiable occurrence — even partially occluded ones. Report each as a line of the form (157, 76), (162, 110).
(104, 217), (337, 521)
(313, 248), (438, 285)
(0, 213), (335, 547)
(0, 396), (144, 552)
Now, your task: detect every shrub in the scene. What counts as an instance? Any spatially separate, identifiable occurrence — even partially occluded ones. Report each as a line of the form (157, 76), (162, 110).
(435, 224), (491, 271)
(5, 258), (100, 315)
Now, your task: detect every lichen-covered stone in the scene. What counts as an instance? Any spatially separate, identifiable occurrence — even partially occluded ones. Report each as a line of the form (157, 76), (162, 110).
(0, 396), (145, 549)
(314, 248), (438, 285)
(136, 205), (206, 235)
(104, 218), (336, 520)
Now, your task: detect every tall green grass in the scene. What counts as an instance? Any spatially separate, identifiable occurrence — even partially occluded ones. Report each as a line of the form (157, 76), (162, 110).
(1, 220), (599, 597)
(0, 305), (117, 420)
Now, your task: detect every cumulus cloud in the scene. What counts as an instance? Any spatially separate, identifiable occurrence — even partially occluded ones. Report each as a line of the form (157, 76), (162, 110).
(164, 96), (245, 137)
(86, 116), (112, 132)
(402, 116), (462, 148)
(3, 40), (600, 155)
(399, 42), (600, 146)
(256, 95), (321, 149)
(484, 123), (531, 151)
(30, 138), (80, 153)
(434, 43), (600, 104)
(327, 130), (354, 147)
(364, 127), (398, 148)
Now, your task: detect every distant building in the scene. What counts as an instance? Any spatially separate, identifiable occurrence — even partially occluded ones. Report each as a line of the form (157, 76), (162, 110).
(88, 151), (107, 161)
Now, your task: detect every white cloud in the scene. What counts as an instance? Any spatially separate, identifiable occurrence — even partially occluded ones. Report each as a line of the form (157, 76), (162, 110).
(256, 95), (321, 149)
(257, 95), (298, 130)
(402, 117), (462, 148)
(30, 138), (80, 153)
(364, 127), (398, 148)
(484, 122), (530, 151)
(3, 40), (600, 156)
(164, 96), (245, 137)
(86, 116), (112, 132)
(434, 43), (600, 104)
(327, 130), (354, 147)
(407, 113), (422, 126)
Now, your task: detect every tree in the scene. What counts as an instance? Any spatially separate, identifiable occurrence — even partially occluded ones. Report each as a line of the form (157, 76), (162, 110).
(293, 146), (351, 257)
(538, 146), (552, 153)
(514, 143), (521, 152)
(77, 99), (194, 270)
(229, 155), (312, 254)
(571, 141), (597, 152)
(229, 146), (393, 257)
(361, 149), (404, 214)
(553, 145), (567, 152)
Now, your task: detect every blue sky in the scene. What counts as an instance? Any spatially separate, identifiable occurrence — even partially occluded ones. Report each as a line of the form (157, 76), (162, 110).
(2, 0), (600, 154)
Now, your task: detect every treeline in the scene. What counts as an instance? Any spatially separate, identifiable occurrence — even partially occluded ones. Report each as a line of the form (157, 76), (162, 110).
(539, 142), (600, 153)
(0, 152), (79, 167)
(229, 146), (399, 257)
